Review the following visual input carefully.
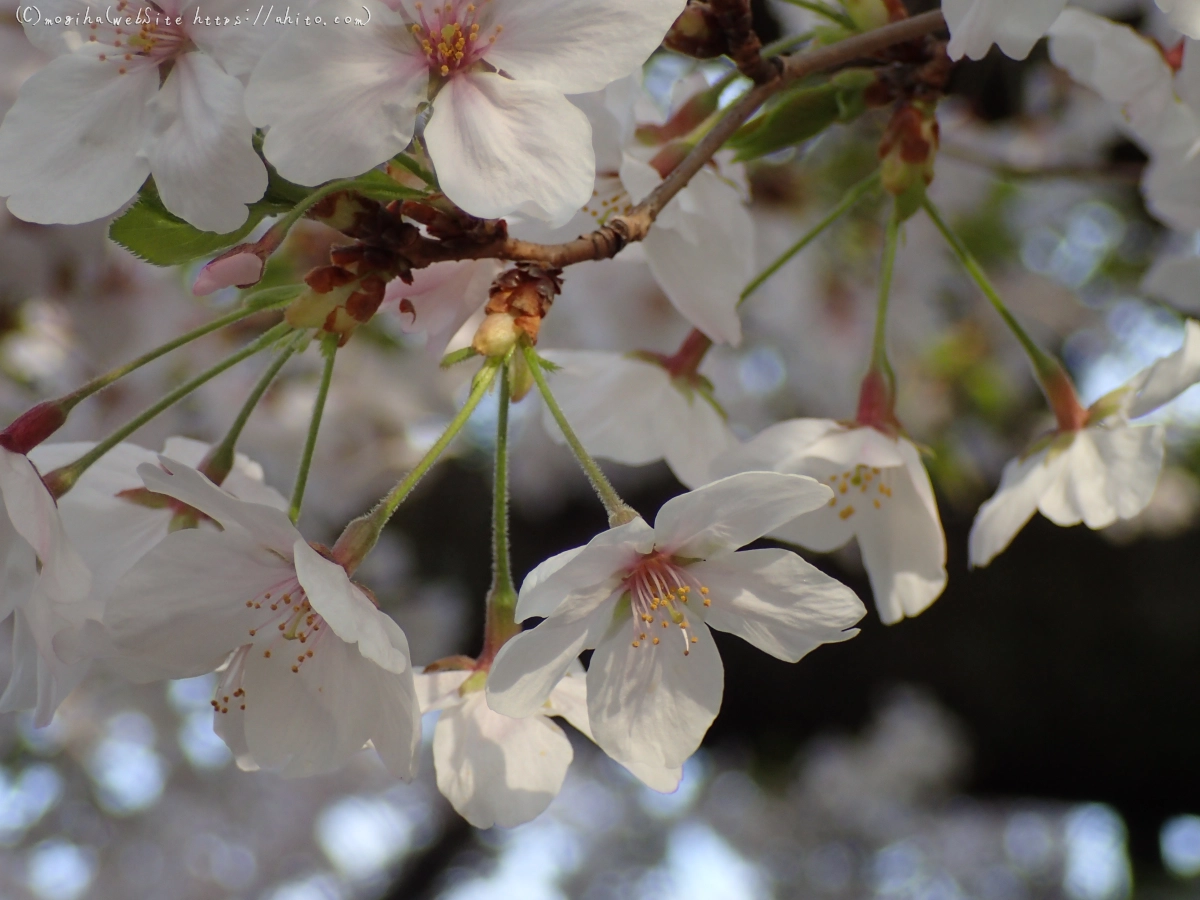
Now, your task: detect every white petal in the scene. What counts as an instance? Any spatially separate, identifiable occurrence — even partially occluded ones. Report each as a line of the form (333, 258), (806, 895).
(138, 458), (300, 556)
(146, 52), (266, 233)
(1157, 0), (1200, 40)
(486, 601), (611, 719)
(0, 450), (90, 606)
(943, 0), (1068, 61)
(656, 386), (739, 491)
(241, 631), (418, 779)
(1127, 320), (1200, 417)
(692, 549), (864, 660)
(425, 71), (594, 225)
(515, 517), (654, 622)
(538, 351), (671, 468)
(187, 0), (280, 77)
(644, 168), (753, 346)
(483, 0), (685, 94)
(653, 472), (834, 560)
(246, 2), (427, 185)
(587, 615), (723, 770)
(416, 670), (473, 713)
(0, 53), (154, 224)
(388, 259), (501, 357)
(545, 664), (591, 737)
(103, 529), (288, 680)
(969, 446), (1065, 567)
(1090, 425), (1164, 521)
(1142, 253), (1200, 315)
(709, 419), (842, 477)
(433, 692), (572, 828)
(1047, 10), (1176, 147)
(1037, 435), (1115, 528)
(293, 541), (411, 675)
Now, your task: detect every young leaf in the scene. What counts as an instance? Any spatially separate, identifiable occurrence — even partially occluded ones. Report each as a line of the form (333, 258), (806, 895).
(110, 191), (270, 267)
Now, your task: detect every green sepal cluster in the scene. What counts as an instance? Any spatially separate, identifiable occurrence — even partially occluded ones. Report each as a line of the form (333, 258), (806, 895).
(728, 69), (876, 161)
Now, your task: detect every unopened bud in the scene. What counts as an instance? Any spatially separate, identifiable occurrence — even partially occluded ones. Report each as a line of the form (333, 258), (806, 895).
(507, 352), (535, 402)
(879, 102), (940, 220)
(843, 0), (890, 31)
(663, 1), (729, 59)
(0, 400), (70, 455)
(193, 220), (291, 297)
(472, 312), (521, 358)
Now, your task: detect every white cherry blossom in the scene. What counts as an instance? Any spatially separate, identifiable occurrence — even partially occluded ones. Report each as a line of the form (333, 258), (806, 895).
(1048, 9), (1200, 230)
(103, 457), (421, 779)
(1157, 0), (1200, 40)
(0, 0), (269, 231)
(0, 447), (90, 725)
(527, 76), (753, 345)
(970, 320), (1200, 567)
(418, 663), (679, 828)
(538, 349), (737, 489)
(711, 420), (947, 626)
(943, 0), (1068, 61)
(246, 0), (686, 226)
(486, 473), (865, 772)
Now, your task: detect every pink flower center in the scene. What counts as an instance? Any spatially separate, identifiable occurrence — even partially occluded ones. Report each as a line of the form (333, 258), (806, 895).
(622, 550), (711, 656)
(825, 464), (895, 521)
(86, 1), (192, 75)
(410, 0), (500, 77)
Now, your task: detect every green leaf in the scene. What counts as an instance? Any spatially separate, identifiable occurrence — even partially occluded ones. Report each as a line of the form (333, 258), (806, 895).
(347, 169), (432, 203)
(109, 191), (269, 267)
(728, 69), (876, 161)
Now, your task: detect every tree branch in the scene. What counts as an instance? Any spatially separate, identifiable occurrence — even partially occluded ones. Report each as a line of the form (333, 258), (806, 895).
(396, 10), (947, 273)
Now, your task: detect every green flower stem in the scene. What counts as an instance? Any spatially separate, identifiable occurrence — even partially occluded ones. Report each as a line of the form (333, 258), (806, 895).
(333, 360), (502, 573)
(289, 334), (339, 524)
(522, 342), (635, 526)
(923, 198), (1060, 375)
(923, 198), (1088, 429)
(481, 365), (521, 663)
(203, 332), (304, 485)
(57, 298), (293, 413)
(740, 170), (880, 305)
(45, 322), (293, 496)
(872, 202), (901, 380)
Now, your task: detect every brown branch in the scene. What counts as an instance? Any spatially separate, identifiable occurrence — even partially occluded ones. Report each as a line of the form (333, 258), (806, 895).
(710, 0), (779, 84)
(399, 10), (947, 273)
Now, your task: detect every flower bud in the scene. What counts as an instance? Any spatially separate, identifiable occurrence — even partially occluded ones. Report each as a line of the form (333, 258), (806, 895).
(879, 102), (940, 220)
(0, 400), (70, 455)
(472, 312), (521, 358)
(192, 247), (267, 297)
(663, 1), (730, 59)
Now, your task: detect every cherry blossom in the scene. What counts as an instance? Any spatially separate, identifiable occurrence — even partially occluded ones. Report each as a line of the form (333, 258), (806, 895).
(553, 77), (754, 345)
(1157, 0), (1200, 40)
(246, 0), (686, 226)
(103, 457), (421, 779)
(387, 259), (502, 357)
(711, 420), (947, 626)
(970, 320), (1200, 567)
(486, 473), (865, 772)
(0, 447), (90, 725)
(0, 0), (269, 231)
(418, 663), (680, 828)
(536, 349), (736, 489)
(943, 0), (1068, 61)
(1048, 9), (1200, 230)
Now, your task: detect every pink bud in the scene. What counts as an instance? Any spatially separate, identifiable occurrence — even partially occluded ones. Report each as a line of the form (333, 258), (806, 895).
(0, 400), (69, 455)
(192, 250), (266, 297)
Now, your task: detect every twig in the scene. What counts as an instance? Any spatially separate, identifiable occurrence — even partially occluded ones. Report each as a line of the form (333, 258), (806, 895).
(397, 10), (948, 273)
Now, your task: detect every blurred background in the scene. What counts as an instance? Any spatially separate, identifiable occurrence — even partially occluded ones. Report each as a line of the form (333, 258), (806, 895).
(3, 0), (1200, 897)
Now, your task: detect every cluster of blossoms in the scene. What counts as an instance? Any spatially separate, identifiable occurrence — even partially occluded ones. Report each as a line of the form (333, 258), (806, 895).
(1, 0), (1200, 832)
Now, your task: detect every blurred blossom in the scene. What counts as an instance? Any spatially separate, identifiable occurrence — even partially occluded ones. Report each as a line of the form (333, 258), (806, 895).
(1161, 814), (1200, 878)
(316, 796), (416, 883)
(86, 711), (167, 815)
(26, 839), (97, 900)
(0, 763), (62, 845)
(1062, 805), (1132, 900)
